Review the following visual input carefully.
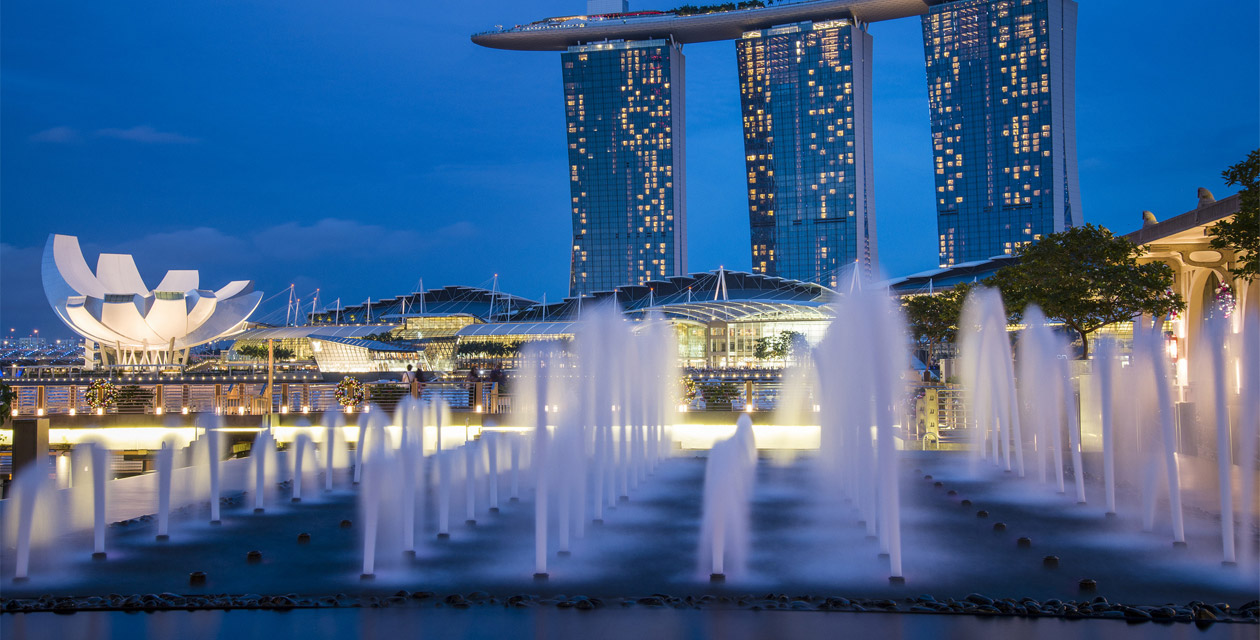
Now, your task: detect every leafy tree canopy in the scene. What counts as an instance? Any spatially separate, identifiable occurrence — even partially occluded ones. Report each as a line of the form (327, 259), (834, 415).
(1208, 148), (1259, 281)
(986, 223), (1183, 358)
(902, 282), (972, 367)
(0, 382), (13, 426)
(753, 330), (806, 365)
(236, 344), (296, 361)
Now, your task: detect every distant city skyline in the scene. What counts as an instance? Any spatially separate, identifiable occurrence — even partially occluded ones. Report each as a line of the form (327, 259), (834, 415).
(2, 0), (1256, 338)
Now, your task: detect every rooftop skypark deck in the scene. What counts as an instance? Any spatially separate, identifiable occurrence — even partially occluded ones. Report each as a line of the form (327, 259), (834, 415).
(471, 0), (929, 51)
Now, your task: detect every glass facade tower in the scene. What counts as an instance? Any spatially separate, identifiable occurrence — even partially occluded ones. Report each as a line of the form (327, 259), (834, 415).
(923, 0), (1081, 266)
(738, 20), (877, 288)
(562, 40), (687, 296)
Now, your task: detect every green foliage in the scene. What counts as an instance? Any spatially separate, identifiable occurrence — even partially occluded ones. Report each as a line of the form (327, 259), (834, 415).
(236, 344), (296, 360)
(673, 1), (764, 16)
(0, 381), (13, 426)
(902, 283), (972, 367)
(986, 223), (1184, 358)
(753, 330), (806, 365)
(363, 331), (401, 343)
(456, 340), (524, 358)
(1208, 148), (1259, 281)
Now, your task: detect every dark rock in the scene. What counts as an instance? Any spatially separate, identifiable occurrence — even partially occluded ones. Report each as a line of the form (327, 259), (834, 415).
(246, 551), (262, 564)
(1017, 537), (1032, 548)
(966, 594), (994, 606)
(1043, 555), (1059, 568)
(946, 490), (957, 496)
(339, 520), (352, 529)
(1078, 578), (1097, 591)
(961, 499), (972, 507)
(297, 533), (311, 544)
(976, 510), (989, 518)
(993, 522), (1006, 531)
(1122, 607), (1151, 621)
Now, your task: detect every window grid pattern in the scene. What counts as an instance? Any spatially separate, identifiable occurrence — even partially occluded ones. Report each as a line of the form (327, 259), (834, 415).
(738, 21), (866, 289)
(923, 0), (1068, 267)
(563, 40), (685, 296)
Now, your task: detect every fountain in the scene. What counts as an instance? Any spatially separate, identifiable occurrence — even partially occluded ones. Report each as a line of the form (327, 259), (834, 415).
(700, 414), (756, 581)
(1, 285), (1257, 636)
(155, 441), (173, 540)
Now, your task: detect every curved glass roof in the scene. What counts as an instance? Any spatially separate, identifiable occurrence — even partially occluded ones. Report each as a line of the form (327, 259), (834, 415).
(509, 269), (834, 323)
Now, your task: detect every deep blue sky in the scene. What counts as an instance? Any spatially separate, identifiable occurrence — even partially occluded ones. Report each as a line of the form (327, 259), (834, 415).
(2, 0), (1257, 339)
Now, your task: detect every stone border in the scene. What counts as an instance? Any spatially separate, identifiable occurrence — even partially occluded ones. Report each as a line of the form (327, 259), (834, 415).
(3, 591), (1256, 626)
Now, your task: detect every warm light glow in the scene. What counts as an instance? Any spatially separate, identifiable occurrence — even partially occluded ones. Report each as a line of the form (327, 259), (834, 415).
(36, 408), (45, 416)
(302, 406), (310, 414)
(238, 406), (246, 415)
(671, 424), (822, 450)
(10, 409), (17, 417)
(280, 406), (289, 414)
(475, 404), (483, 413)
(182, 407), (189, 415)
(68, 408), (76, 416)
(215, 407), (222, 415)
(744, 404), (754, 413)
(345, 406), (354, 414)
(96, 408), (104, 416)
(154, 407), (163, 415)
(48, 426), (198, 450)
(1165, 336), (1178, 360)
(677, 404), (688, 413)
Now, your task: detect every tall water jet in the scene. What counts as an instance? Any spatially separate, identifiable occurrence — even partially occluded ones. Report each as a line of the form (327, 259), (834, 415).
(359, 419), (387, 579)
(1059, 353), (1087, 504)
(434, 397), (452, 539)
(510, 434), (521, 502)
(251, 429), (275, 514)
(354, 411), (368, 484)
(464, 438), (478, 526)
(90, 442), (108, 558)
(324, 411), (347, 491)
(815, 284), (909, 582)
(9, 464), (56, 581)
(397, 395), (423, 555)
(292, 427), (314, 503)
(1235, 296), (1259, 569)
(1133, 315), (1186, 544)
(528, 345), (553, 579)
(156, 441), (174, 540)
(1095, 338), (1118, 514)
(959, 286), (1024, 476)
(1195, 314), (1235, 564)
(486, 431), (500, 512)
(200, 415), (223, 524)
(1014, 306), (1068, 493)
(699, 415), (756, 581)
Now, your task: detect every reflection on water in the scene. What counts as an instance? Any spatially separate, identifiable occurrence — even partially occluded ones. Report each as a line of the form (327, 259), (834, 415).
(3, 608), (1251, 640)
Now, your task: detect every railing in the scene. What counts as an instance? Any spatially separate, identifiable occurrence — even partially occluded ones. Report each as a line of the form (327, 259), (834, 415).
(2, 380), (510, 417)
(5, 377), (970, 421)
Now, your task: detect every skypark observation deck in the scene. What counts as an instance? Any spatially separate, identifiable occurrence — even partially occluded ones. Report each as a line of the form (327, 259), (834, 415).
(471, 0), (929, 51)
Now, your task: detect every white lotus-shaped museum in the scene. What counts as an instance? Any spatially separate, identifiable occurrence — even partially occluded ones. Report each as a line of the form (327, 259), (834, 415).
(42, 234), (263, 365)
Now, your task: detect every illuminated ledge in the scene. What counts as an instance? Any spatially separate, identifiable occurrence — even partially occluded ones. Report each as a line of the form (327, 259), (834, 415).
(471, 0), (928, 51)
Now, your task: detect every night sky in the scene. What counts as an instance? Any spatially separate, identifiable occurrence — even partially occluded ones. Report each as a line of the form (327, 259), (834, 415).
(2, 1), (1256, 339)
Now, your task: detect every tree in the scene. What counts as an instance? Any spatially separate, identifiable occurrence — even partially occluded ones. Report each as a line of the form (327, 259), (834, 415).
(902, 282), (972, 368)
(1208, 148), (1259, 281)
(986, 223), (1184, 359)
(0, 382), (13, 426)
(236, 344), (296, 360)
(753, 330), (805, 367)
